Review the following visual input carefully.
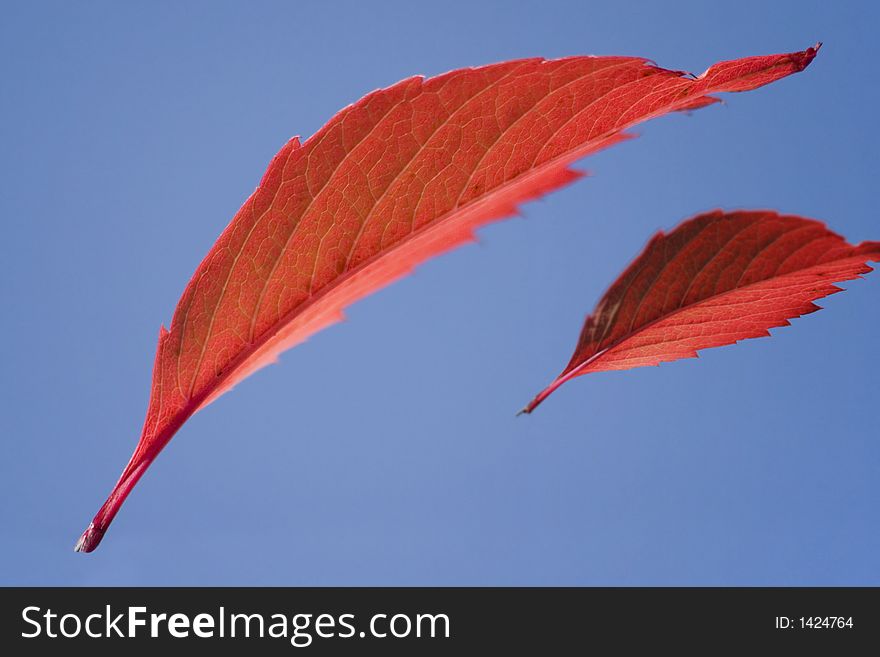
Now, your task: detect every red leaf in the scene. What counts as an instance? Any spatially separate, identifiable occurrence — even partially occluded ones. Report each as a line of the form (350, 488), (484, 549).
(77, 46), (819, 552)
(521, 210), (880, 414)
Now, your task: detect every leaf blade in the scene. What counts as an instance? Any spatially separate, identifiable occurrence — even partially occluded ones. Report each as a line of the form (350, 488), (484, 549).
(77, 46), (819, 551)
(521, 209), (880, 414)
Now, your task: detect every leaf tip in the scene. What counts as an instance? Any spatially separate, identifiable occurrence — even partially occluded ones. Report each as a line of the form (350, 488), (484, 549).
(797, 42), (822, 70)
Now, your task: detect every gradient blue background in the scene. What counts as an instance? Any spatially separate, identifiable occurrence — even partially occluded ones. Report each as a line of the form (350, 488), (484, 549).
(2, 1), (877, 585)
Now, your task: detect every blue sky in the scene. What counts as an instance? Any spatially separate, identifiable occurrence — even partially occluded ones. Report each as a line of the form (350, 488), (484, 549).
(1, 1), (877, 585)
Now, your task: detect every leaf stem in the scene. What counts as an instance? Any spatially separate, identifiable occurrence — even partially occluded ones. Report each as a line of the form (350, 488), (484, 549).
(74, 454), (153, 552)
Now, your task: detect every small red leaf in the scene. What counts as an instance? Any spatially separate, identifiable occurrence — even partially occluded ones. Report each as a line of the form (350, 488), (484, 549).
(521, 210), (880, 414)
(77, 46), (819, 551)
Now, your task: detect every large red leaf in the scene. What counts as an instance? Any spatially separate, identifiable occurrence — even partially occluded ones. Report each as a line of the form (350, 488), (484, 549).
(77, 46), (818, 552)
(521, 210), (880, 414)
